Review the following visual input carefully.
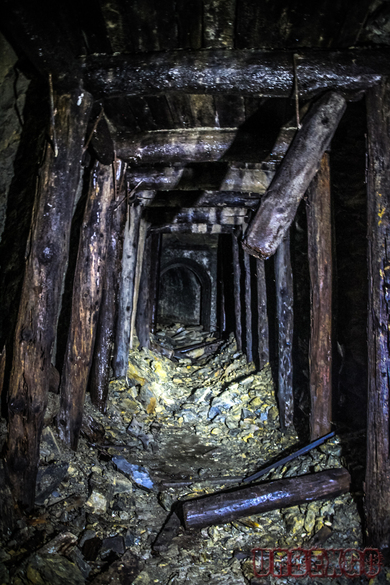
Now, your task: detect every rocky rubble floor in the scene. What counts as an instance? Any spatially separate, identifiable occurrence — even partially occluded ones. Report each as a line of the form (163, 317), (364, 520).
(0, 332), (378, 584)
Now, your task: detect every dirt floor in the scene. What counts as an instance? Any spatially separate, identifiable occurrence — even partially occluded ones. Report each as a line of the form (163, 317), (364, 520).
(0, 328), (381, 584)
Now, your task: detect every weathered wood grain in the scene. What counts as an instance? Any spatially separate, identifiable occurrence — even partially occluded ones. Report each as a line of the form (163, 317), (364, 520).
(275, 232), (294, 431)
(307, 154), (332, 440)
(242, 92), (346, 259)
(365, 79), (390, 558)
(5, 89), (92, 509)
(57, 161), (114, 450)
(183, 468), (350, 529)
(256, 259), (269, 369)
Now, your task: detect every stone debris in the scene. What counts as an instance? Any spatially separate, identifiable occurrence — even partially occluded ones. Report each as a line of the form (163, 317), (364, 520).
(0, 330), (366, 584)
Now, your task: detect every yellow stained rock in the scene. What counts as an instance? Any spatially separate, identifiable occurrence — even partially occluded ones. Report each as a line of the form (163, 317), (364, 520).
(146, 397), (156, 414)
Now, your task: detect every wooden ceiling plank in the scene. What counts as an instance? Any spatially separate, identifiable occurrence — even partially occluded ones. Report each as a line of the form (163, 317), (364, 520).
(203, 0), (236, 49)
(103, 96), (139, 135)
(99, 0), (136, 53)
(145, 96), (176, 130)
(214, 95), (245, 128)
(165, 94), (197, 128)
(188, 95), (218, 127)
(176, 0), (203, 49)
(153, 0), (179, 50)
(125, 0), (160, 51)
(127, 96), (159, 132)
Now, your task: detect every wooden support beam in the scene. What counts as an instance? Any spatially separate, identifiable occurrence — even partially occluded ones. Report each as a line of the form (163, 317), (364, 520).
(82, 49), (389, 98)
(113, 203), (142, 377)
(183, 468), (350, 529)
(5, 89), (92, 509)
(365, 79), (390, 559)
(232, 235), (243, 352)
(130, 218), (148, 349)
(307, 154), (332, 440)
(57, 161), (114, 450)
(145, 206), (249, 226)
(275, 232), (294, 432)
(256, 259), (269, 370)
(127, 163), (273, 193)
(150, 223), (236, 234)
(88, 161), (127, 413)
(149, 191), (261, 208)
(242, 92), (346, 259)
(136, 234), (161, 348)
(115, 128), (238, 164)
(244, 252), (253, 363)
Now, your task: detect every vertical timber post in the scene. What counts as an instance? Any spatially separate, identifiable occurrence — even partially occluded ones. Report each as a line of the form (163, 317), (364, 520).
(5, 89), (92, 509)
(89, 161), (127, 413)
(57, 161), (114, 450)
(365, 79), (390, 558)
(113, 201), (142, 376)
(307, 153), (332, 440)
(275, 231), (294, 431)
(244, 252), (253, 362)
(256, 259), (269, 370)
(232, 234), (243, 352)
(136, 233), (161, 348)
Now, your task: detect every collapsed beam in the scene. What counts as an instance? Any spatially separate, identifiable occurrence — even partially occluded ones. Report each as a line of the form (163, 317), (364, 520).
(82, 49), (390, 98)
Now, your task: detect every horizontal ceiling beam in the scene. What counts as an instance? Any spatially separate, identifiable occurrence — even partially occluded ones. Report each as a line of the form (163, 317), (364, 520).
(144, 206), (249, 226)
(149, 190), (261, 208)
(82, 49), (389, 98)
(127, 163), (274, 193)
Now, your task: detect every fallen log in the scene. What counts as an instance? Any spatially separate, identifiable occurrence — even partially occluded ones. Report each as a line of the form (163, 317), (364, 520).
(183, 468), (350, 529)
(5, 89), (92, 509)
(242, 92), (346, 259)
(57, 161), (113, 450)
(307, 154), (333, 440)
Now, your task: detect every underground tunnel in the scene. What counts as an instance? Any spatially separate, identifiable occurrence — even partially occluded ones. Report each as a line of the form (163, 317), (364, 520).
(0, 1), (389, 583)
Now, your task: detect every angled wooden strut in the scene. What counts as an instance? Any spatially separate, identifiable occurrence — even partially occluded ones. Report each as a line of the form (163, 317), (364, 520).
(242, 92), (346, 260)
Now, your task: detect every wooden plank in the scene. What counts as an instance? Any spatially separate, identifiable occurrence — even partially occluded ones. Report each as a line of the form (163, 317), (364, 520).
(82, 49), (387, 99)
(243, 92), (346, 259)
(89, 162), (127, 413)
(232, 235), (243, 352)
(57, 161), (114, 450)
(307, 154), (332, 440)
(145, 96), (175, 130)
(183, 468), (351, 529)
(103, 96), (139, 135)
(5, 90), (92, 509)
(256, 259), (269, 370)
(113, 203), (142, 377)
(99, 0), (136, 53)
(214, 95), (245, 128)
(365, 79), (390, 555)
(125, 0), (160, 52)
(165, 94), (196, 128)
(203, 0), (236, 49)
(153, 0), (178, 51)
(188, 95), (218, 127)
(130, 219), (148, 349)
(275, 232), (294, 431)
(127, 97), (158, 132)
(236, 0), (286, 49)
(176, 0), (202, 49)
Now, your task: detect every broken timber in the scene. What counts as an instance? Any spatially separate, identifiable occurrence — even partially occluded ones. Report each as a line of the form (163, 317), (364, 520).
(242, 92), (346, 259)
(5, 89), (92, 509)
(183, 468), (350, 529)
(82, 49), (390, 98)
(58, 161), (113, 450)
(365, 79), (390, 558)
(307, 154), (333, 440)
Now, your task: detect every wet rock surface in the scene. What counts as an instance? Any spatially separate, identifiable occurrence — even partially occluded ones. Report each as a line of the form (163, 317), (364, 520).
(0, 330), (371, 584)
